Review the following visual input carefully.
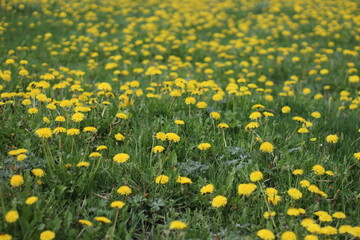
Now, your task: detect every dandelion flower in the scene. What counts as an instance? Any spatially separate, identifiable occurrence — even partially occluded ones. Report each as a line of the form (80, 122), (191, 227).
(0, 234), (12, 240)
(76, 162), (90, 167)
(326, 134), (338, 144)
(298, 127), (309, 134)
(249, 171), (263, 182)
(39, 231), (55, 240)
(78, 219), (93, 227)
(28, 108), (38, 114)
(174, 120), (185, 125)
(200, 184), (214, 194)
(304, 235), (318, 240)
(218, 123), (229, 128)
(196, 101), (207, 109)
(96, 145), (107, 151)
(185, 97), (196, 105)
(89, 152), (101, 158)
(249, 111), (262, 120)
(210, 112), (220, 119)
(281, 106), (291, 113)
(94, 216), (111, 224)
(32, 168), (45, 177)
(169, 220), (187, 230)
(211, 195), (227, 208)
(301, 218), (315, 227)
(10, 175), (24, 187)
(53, 127), (66, 134)
(166, 133), (180, 142)
(292, 169), (303, 175)
(287, 208), (301, 216)
(311, 112), (321, 118)
(25, 196), (38, 205)
(55, 116), (66, 122)
(155, 175), (169, 184)
(110, 201), (125, 209)
(35, 128), (53, 138)
(300, 180), (310, 188)
(116, 112), (128, 119)
(238, 183), (257, 196)
(152, 146), (165, 153)
(5, 210), (19, 223)
(245, 122), (259, 131)
(67, 128), (80, 135)
(117, 186), (132, 195)
(71, 112), (85, 122)
(332, 212), (346, 219)
(312, 165), (325, 175)
(198, 143), (211, 150)
(115, 133), (125, 141)
(263, 211), (276, 219)
(16, 154), (27, 161)
(256, 229), (275, 240)
(353, 152), (360, 160)
(155, 132), (167, 141)
(287, 188), (303, 199)
(176, 176), (192, 184)
(281, 231), (296, 240)
(83, 127), (97, 132)
(259, 142), (274, 153)
(265, 188), (278, 196)
(113, 153), (130, 163)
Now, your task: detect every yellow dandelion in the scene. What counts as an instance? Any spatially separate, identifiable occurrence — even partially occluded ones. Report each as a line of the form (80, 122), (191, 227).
(67, 128), (80, 135)
(198, 143), (211, 150)
(326, 134), (338, 144)
(0, 233), (12, 240)
(210, 112), (220, 120)
(152, 146), (165, 153)
(94, 216), (111, 224)
(281, 231), (296, 240)
(117, 186), (132, 195)
(32, 168), (45, 177)
(312, 165), (325, 175)
(5, 210), (19, 223)
(35, 128), (53, 138)
(71, 112), (85, 122)
(287, 188), (303, 199)
(166, 133), (180, 142)
(110, 201), (125, 209)
(200, 184), (214, 194)
(25, 196), (38, 205)
(259, 142), (274, 153)
(250, 171), (263, 182)
(292, 169), (303, 175)
(257, 229), (275, 240)
(78, 219), (93, 227)
(114, 133), (125, 141)
(176, 176), (192, 184)
(39, 231), (55, 240)
(113, 153), (130, 163)
(76, 162), (90, 167)
(211, 195), (227, 208)
(155, 175), (169, 184)
(10, 175), (24, 187)
(238, 183), (257, 196)
(169, 220), (187, 230)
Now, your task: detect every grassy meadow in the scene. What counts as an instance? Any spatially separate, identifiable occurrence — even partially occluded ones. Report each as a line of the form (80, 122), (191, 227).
(0, 0), (360, 239)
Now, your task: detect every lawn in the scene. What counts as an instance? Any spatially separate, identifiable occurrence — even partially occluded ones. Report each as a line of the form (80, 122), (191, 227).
(0, 0), (359, 239)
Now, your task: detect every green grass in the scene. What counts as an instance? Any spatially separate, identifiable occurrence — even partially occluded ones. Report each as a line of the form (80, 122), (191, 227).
(0, 0), (360, 239)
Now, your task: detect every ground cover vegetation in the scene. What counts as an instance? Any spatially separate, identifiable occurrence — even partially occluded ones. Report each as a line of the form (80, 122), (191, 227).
(0, 0), (360, 239)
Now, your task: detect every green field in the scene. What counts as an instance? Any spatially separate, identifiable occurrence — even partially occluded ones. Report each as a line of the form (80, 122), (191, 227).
(0, 0), (359, 239)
